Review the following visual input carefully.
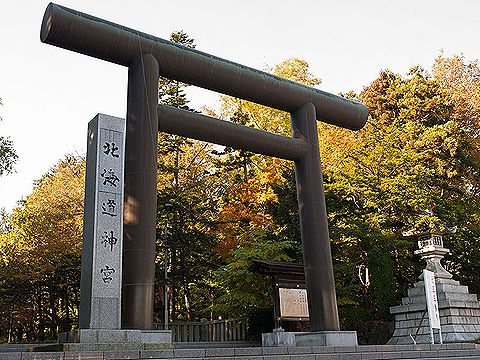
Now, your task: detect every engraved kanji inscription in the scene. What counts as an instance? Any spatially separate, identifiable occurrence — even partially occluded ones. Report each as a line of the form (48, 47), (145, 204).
(100, 265), (116, 283)
(101, 168), (120, 187)
(103, 141), (119, 158)
(101, 199), (117, 217)
(101, 230), (118, 251)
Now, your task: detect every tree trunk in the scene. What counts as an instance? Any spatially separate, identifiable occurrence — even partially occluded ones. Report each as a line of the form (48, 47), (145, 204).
(37, 286), (44, 341)
(7, 302), (14, 343)
(49, 281), (58, 338)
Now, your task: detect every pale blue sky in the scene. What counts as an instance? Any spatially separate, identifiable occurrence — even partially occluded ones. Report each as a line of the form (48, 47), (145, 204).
(0, 0), (479, 211)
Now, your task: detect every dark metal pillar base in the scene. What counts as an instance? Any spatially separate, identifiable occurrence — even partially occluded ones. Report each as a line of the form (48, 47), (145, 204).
(122, 54), (159, 329)
(291, 103), (340, 332)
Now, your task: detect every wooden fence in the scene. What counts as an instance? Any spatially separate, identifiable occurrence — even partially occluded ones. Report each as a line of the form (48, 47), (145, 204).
(169, 318), (248, 342)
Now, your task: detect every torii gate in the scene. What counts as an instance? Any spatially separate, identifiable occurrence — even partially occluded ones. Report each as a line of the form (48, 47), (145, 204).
(41, 3), (368, 333)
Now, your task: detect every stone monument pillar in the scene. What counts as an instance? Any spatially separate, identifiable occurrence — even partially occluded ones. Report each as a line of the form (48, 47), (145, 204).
(58, 114), (171, 350)
(79, 113), (125, 330)
(389, 230), (480, 344)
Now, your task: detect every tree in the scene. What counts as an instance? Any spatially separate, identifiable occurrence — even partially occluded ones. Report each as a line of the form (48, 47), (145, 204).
(156, 139), (221, 321)
(0, 155), (84, 341)
(322, 64), (480, 321)
(220, 58), (321, 136)
(431, 53), (480, 292)
(210, 59), (321, 317)
(156, 31), (222, 322)
(433, 52), (480, 137)
(158, 31), (197, 111)
(0, 98), (18, 176)
(213, 56), (479, 332)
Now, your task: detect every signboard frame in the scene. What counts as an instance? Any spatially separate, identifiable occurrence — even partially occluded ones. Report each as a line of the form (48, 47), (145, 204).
(278, 287), (309, 320)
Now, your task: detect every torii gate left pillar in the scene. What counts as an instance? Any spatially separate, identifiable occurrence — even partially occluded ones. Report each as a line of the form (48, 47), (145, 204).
(122, 54), (159, 329)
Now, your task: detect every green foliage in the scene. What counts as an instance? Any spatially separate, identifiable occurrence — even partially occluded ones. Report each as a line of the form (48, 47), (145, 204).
(206, 59), (321, 320)
(323, 64), (480, 321)
(0, 98), (18, 176)
(158, 31), (196, 111)
(266, 168), (302, 261)
(156, 31), (223, 322)
(212, 238), (295, 317)
(368, 242), (396, 318)
(0, 137), (17, 176)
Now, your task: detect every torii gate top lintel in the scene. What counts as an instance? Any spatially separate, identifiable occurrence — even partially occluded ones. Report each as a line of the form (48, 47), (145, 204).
(41, 2), (368, 131)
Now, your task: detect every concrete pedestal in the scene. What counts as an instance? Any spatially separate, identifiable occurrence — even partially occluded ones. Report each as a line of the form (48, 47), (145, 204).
(58, 329), (172, 350)
(262, 329), (358, 347)
(389, 278), (480, 344)
(262, 329), (300, 347)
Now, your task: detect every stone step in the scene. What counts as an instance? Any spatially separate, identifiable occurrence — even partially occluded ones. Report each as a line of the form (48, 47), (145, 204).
(174, 341), (260, 349)
(407, 284), (470, 298)
(1, 343), (479, 360)
(412, 279), (461, 289)
(391, 301), (480, 317)
(393, 319), (480, 331)
(139, 346), (480, 360)
(402, 292), (478, 304)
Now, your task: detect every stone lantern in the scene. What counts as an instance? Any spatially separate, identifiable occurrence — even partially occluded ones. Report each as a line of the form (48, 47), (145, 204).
(388, 226), (480, 344)
(413, 230), (453, 280)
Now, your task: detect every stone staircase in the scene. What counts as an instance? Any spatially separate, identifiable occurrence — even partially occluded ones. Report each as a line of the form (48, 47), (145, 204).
(1, 343), (480, 359)
(389, 278), (480, 344)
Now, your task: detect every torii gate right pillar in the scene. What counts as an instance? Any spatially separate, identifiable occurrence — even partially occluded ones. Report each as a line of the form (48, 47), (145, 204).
(291, 103), (340, 331)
